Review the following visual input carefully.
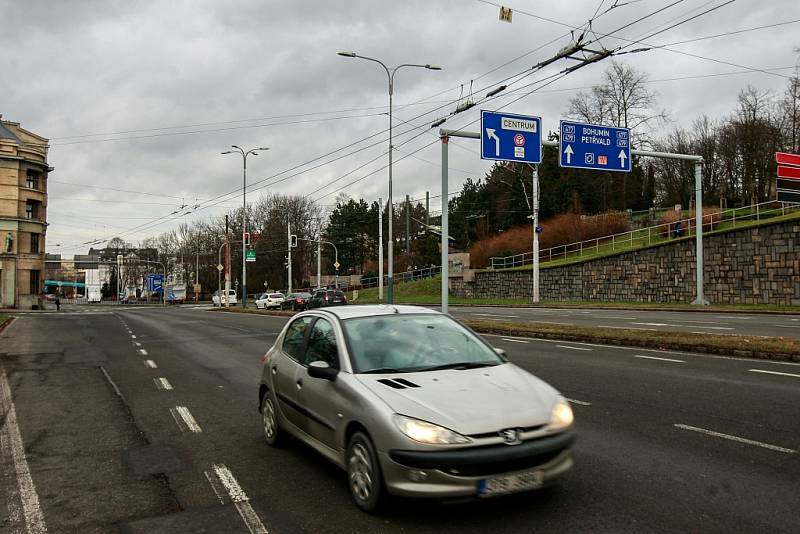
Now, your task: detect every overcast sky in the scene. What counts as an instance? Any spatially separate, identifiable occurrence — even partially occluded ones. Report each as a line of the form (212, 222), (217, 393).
(2, 0), (798, 254)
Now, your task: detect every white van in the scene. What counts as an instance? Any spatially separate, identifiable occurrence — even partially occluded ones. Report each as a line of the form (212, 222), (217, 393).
(212, 289), (238, 306)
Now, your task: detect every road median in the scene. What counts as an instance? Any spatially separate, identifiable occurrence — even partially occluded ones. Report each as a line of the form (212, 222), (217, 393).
(462, 319), (800, 362)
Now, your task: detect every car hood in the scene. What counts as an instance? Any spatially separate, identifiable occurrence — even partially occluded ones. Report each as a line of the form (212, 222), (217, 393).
(356, 363), (559, 436)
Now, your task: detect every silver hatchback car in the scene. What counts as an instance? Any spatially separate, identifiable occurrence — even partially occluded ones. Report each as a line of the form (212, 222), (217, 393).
(258, 305), (575, 512)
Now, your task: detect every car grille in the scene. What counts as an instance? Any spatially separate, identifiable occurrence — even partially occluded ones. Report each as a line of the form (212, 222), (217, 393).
(438, 449), (564, 477)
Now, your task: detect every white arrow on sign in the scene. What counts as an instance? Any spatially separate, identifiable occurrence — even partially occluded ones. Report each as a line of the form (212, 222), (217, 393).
(334, 261), (340, 270)
(486, 128), (500, 156)
(564, 144), (574, 164)
(618, 150), (627, 167)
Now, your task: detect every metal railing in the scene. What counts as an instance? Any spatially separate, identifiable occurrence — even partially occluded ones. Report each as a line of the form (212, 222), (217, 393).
(490, 200), (800, 270)
(357, 265), (442, 290)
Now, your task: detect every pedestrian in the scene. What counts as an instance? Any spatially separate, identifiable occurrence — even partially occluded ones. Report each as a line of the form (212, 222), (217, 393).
(674, 221), (682, 239)
(55, 295), (61, 312)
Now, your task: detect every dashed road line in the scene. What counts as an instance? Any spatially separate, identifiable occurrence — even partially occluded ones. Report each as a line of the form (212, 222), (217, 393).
(0, 368), (47, 534)
(205, 463), (268, 533)
(674, 424), (796, 454)
(139, 349), (148, 356)
(472, 313), (520, 318)
(598, 325), (657, 331)
(131, 335), (137, 339)
(749, 369), (800, 379)
(144, 360), (158, 369)
(556, 345), (592, 351)
(134, 342), (142, 347)
(775, 324), (800, 329)
(170, 406), (202, 433)
(153, 377), (173, 391)
(634, 354), (685, 363)
(501, 338), (530, 344)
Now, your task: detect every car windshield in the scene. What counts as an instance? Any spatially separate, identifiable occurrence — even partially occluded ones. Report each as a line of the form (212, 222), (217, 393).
(269, 293), (283, 298)
(341, 314), (503, 373)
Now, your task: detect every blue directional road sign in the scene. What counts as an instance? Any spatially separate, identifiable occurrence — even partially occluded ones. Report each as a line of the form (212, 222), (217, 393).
(559, 120), (631, 172)
(147, 274), (164, 293)
(481, 111), (542, 164)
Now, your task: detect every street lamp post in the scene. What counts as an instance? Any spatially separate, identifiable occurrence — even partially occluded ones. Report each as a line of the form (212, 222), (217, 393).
(337, 52), (441, 303)
(222, 145), (268, 309)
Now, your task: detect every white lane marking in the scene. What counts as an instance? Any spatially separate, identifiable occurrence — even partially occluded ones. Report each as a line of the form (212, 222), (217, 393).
(674, 424), (796, 454)
(134, 342), (142, 347)
(632, 322), (668, 326)
(691, 331), (737, 336)
(749, 369), (800, 379)
(0, 369), (48, 534)
(533, 320), (573, 325)
(472, 313), (520, 318)
(714, 316), (752, 320)
(673, 319), (730, 325)
(598, 325), (657, 331)
(144, 360), (158, 369)
(501, 338), (530, 344)
(154, 378), (173, 390)
(634, 354), (685, 363)
(208, 463), (269, 534)
(131, 335), (136, 339)
(686, 325), (734, 330)
(775, 324), (800, 329)
(139, 349), (148, 356)
(170, 406), (202, 433)
(594, 316), (638, 320)
(566, 398), (592, 406)
(556, 345), (592, 351)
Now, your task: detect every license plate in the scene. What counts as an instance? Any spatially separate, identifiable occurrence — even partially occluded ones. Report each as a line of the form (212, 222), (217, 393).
(478, 469), (544, 497)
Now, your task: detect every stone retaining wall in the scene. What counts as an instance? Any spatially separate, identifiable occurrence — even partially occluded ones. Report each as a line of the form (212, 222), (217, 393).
(449, 220), (800, 305)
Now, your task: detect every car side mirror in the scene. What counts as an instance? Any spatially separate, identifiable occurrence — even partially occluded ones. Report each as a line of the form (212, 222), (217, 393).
(493, 347), (507, 358)
(307, 360), (338, 381)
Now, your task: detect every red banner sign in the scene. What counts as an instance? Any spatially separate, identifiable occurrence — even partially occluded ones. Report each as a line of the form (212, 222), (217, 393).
(775, 152), (800, 166)
(778, 165), (800, 180)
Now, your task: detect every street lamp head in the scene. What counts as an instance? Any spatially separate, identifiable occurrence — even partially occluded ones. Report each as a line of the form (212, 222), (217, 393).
(257, 147), (270, 151)
(221, 151), (233, 154)
(231, 145), (242, 150)
(337, 51), (357, 57)
(426, 64), (442, 70)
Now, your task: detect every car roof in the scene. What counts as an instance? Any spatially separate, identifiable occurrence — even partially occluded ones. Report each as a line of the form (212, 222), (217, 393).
(304, 304), (440, 320)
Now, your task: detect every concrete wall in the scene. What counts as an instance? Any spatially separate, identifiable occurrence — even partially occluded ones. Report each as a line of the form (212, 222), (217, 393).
(450, 219), (800, 305)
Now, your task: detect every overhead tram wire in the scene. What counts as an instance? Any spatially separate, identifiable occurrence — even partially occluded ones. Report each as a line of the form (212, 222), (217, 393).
(63, 3), (699, 247)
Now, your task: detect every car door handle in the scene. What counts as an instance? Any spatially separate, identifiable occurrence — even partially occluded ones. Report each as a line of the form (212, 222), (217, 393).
(296, 379), (303, 389)
(271, 366), (277, 375)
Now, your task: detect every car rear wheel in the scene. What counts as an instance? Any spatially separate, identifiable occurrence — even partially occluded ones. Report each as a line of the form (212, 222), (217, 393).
(261, 394), (282, 446)
(346, 432), (385, 513)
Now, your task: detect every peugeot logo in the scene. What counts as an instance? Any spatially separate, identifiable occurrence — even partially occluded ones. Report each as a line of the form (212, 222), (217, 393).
(499, 428), (522, 446)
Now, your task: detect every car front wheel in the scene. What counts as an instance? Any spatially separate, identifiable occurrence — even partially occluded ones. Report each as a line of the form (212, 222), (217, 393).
(346, 432), (385, 513)
(261, 394), (282, 446)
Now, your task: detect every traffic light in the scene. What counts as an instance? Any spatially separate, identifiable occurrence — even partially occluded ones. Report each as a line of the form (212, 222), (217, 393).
(290, 234), (298, 248)
(243, 232), (250, 246)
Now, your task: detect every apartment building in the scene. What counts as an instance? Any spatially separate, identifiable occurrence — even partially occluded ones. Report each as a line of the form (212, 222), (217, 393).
(0, 116), (50, 309)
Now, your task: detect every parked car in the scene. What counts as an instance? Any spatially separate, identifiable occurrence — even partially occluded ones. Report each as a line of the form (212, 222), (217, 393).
(257, 305), (575, 512)
(212, 289), (238, 307)
(256, 292), (285, 310)
(306, 288), (347, 309)
(280, 292), (312, 311)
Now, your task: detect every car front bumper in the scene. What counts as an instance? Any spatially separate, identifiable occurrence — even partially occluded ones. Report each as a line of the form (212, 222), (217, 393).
(380, 429), (575, 498)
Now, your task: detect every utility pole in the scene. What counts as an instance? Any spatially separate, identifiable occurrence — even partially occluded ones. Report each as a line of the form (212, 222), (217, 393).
(405, 194), (411, 252)
(425, 191), (430, 225)
(532, 165), (540, 303)
(224, 215), (231, 308)
(316, 222), (322, 290)
(287, 221), (292, 294)
(195, 235), (200, 303)
(378, 197), (383, 301)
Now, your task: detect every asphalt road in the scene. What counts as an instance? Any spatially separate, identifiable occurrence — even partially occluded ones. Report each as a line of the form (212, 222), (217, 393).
(1, 306), (799, 532)
(436, 305), (800, 339)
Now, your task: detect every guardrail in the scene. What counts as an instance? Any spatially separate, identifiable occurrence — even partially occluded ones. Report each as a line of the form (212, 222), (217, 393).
(490, 200), (800, 270)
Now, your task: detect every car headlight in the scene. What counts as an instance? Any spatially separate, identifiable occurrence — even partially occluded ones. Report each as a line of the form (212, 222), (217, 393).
(547, 396), (574, 432)
(393, 415), (471, 445)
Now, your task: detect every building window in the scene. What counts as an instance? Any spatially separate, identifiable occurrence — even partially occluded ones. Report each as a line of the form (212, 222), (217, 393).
(26, 171), (38, 190)
(26, 201), (36, 219)
(30, 270), (40, 295)
(31, 233), (40, 253)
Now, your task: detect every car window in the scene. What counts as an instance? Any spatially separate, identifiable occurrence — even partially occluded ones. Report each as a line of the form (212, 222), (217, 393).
(269, 293), (283, 298)
(304, 318), (339, 369)
(342, 314), (502, 373)
(282, 317), (313, 362)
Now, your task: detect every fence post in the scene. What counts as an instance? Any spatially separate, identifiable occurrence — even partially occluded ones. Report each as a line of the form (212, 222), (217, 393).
(580, 241), (583, 257)
(756, 203), (760, 221)
(648, 227), (651, 246)
(612, 234), (615, 251)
